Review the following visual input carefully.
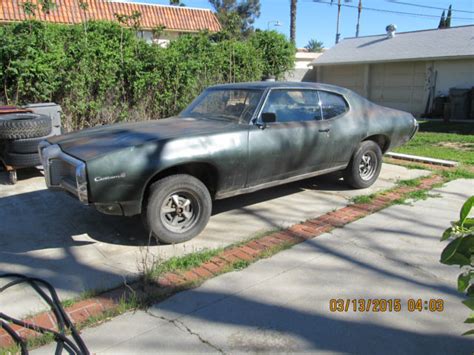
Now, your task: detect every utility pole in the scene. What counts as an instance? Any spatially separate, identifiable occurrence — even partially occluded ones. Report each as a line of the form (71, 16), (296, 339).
(335, 0), (341, 43)
(355, 0), (362, 37)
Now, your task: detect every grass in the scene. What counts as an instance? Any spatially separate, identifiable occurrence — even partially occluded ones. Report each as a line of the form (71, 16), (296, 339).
(350, 194), (376, 204)
(349, 177), (424, 205)
(397, 178), (421, 187)
(150, 248), (222, 279)
(393, 121), (474, 165)
(440, 167), (474, 180)
(61, 289), (99, 308)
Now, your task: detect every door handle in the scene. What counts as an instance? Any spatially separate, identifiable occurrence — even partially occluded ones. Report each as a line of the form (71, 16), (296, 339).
(318, 128), (330, 133)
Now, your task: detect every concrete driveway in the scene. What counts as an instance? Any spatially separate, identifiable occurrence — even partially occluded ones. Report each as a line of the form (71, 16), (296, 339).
(0, 164), (429, 318)
(35, 179), (474, 354)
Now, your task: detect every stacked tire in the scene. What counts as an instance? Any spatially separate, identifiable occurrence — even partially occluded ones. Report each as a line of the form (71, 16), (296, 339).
(0, 113), (52, 169)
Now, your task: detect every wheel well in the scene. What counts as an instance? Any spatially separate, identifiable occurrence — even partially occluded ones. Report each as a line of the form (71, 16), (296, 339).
(363, 134), (390, 153)
(141, 163), (218, 211)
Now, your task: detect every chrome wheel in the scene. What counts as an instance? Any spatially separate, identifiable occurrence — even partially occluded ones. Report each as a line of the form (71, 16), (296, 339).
(359, 152), (377, 181)
(160, 192), (199, 233)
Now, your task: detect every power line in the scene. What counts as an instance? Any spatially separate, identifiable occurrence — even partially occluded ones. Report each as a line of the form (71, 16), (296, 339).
(309, 0), (474, 21)
(386, 1), (474, 15)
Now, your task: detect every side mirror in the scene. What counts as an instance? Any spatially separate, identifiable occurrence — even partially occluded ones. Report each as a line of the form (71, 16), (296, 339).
(261, 112), (276, 123)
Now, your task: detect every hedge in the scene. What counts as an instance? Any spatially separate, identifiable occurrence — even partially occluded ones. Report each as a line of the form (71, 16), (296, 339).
(0, 21), (295, 131)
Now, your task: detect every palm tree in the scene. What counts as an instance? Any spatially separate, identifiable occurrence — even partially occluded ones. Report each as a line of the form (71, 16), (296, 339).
(290, 0), (297, 44)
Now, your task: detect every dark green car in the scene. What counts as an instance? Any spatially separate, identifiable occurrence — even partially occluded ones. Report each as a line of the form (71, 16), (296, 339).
(39, 82), (418, 243)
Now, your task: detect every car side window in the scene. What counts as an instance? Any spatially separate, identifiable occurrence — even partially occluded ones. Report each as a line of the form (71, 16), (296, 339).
(318, 91), (348, 119)
(261, 89), (322, 123)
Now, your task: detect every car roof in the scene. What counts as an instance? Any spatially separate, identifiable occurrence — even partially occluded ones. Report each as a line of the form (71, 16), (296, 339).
(208, 81), (351, 95)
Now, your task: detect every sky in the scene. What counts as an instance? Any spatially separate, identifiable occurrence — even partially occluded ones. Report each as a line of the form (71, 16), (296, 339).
(127, 0), (474, 48)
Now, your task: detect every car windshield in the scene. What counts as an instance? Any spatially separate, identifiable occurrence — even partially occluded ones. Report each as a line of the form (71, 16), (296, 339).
(180, 89), (263, 123)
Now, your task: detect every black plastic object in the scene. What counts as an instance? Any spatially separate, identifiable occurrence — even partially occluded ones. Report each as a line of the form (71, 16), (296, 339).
(0, 113), (52, 139)
(0, 274), (89, 355)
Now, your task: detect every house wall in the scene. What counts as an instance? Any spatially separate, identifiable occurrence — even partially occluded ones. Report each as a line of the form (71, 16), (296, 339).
(433, 58), (474, 96)
(285, 52), (322, 82)
(137, 30), (181, 47)
(312, 58), (474, 116)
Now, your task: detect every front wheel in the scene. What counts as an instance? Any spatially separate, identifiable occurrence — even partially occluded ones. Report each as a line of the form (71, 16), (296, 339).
(343, 141), (382, 189)
(144, 174), (212, 244)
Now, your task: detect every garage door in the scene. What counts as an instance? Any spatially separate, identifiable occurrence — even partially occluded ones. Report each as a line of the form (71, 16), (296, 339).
(369, 62), (426, 115)
(319, 64), (365, 96)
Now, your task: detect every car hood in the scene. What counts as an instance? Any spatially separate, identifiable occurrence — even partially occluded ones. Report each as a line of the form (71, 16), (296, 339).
(48, 117), (235, 161)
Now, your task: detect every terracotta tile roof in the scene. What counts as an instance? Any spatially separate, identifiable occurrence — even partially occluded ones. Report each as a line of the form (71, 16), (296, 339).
(0, 0), (221, 32)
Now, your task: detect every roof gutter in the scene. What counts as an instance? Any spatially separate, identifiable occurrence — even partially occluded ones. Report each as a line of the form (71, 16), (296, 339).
(309, 54), (474, 67)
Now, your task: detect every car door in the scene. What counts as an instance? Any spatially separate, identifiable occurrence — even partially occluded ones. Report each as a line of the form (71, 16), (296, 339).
(317, 90), (354, 167)
(246, 88), (332, 186)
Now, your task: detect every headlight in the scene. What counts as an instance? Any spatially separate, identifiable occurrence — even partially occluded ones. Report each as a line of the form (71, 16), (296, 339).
(76, 162), (89, 204)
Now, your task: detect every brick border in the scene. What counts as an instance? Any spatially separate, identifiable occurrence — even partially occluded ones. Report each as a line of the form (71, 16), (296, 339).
(0, 174), (444, 349)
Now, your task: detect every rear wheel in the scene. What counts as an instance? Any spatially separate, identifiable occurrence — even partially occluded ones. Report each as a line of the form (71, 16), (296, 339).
(343, 141), (382, 189)
(144, 174), (212, 244)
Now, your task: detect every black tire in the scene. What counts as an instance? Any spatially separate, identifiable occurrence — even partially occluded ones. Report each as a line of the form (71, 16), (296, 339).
(5, 133), (54, 154)
(0, 113), (52, 139)
(144, 174), (212, 244)
(343, 140), (382, 189)
(3, 151), (41, 167)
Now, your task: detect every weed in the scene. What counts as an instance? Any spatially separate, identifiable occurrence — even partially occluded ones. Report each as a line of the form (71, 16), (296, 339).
(396, 178), (421, 187)
(350, 194), (376, 204)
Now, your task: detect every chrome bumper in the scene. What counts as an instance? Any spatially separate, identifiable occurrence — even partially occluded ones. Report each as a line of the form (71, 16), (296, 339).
(39, 142), (89, 204)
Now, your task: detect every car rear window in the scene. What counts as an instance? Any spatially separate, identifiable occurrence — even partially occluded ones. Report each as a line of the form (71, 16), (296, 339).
(318, 91), (348, 119)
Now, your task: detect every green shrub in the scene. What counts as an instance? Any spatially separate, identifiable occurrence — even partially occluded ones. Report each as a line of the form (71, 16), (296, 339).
(440, 196), (474, 335)
(0, 21), (294, 131)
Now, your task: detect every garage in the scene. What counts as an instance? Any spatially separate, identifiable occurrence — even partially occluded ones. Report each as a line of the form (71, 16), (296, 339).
(318, 64), (366, 95)
(369, 61), (426, 114)
(309, 25), (474, 117)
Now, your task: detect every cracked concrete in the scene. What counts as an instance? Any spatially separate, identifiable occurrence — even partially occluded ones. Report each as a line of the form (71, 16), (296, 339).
(145, 310), (226, 354)
(33, 179), (474, 354)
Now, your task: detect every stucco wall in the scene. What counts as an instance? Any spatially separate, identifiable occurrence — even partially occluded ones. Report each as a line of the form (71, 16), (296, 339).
(433, 58), (474, 96)
(311, 57), (474, 116)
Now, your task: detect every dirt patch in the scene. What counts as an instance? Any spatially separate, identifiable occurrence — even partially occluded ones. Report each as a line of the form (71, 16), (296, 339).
(436, 142), (474, 151)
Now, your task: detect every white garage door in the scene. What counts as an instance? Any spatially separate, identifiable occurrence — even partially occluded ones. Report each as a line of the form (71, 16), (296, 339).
(319, 64), (365, 96)
(369, 61), (426, 115)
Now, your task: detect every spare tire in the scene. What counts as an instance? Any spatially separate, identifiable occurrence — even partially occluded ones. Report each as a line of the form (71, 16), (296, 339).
(5, 132), (55, 154)
(3, 151), (42, 167)
(0, 113), (51, 139)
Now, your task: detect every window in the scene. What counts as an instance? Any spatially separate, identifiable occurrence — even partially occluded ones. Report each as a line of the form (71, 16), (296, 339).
(318, 91), (348, 119)
(181, 89), (263, 123)
(261, 89), (322, 123)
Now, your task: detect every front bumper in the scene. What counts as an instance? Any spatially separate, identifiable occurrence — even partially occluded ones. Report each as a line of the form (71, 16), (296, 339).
(39, 142), (89, 204)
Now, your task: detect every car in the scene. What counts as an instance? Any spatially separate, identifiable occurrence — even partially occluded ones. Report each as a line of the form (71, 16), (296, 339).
(39, 82), (418, 243)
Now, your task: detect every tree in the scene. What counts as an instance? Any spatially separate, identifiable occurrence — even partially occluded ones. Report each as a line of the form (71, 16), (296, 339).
(20, 1), (38, 18)
(446, 4), (452, 28)
(290, 0), (297, 44)
(38, 0), (57, 15)
(209, 0), (261, 38)
(305, 38), (324, 52)
(169, 0), (185, 5)
(438, 10), (446, 29)
(251, 30), (295, 79)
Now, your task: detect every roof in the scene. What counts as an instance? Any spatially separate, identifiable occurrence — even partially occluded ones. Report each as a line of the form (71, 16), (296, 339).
(0, 0), (221, 32)
(210, 81), (351, 95)
(311, 25), (474, 66)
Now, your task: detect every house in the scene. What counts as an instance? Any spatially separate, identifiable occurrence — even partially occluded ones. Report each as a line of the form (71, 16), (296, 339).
(0, 0), (221, 46)
(285, 50), (323, 81)
(308, 25), (474, 117)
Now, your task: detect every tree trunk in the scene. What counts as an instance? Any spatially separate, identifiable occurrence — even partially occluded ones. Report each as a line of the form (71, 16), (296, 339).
(290, 0), (297, 44)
